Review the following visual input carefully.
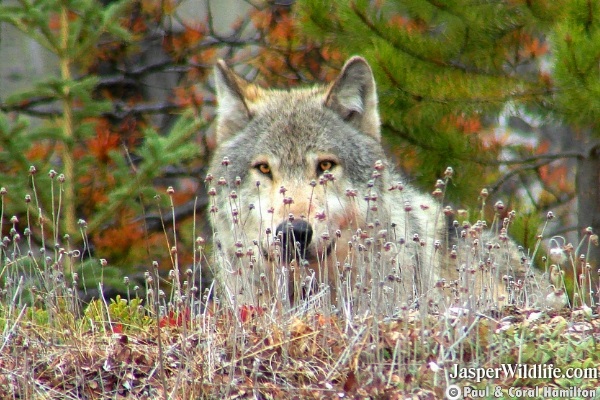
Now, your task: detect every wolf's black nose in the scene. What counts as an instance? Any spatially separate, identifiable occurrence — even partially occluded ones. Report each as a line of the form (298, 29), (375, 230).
(276, 220), (313, 262)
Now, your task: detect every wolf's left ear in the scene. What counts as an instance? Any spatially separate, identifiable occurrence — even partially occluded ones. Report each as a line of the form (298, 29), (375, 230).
(325, 56), (381, 141)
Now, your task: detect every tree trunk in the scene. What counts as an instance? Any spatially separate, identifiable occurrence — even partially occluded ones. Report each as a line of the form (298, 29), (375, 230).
(576, 144), (600, 303)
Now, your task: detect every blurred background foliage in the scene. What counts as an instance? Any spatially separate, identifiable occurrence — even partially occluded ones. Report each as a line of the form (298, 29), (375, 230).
(0, 0), (598, 288)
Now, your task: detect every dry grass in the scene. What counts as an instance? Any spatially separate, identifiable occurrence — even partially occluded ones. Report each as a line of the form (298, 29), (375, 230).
(1, 170), (599, 399)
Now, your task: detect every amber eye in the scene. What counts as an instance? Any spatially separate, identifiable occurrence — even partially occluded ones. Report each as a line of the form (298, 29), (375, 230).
(318, 160), (335, 173)
(256, 163), (271, 175)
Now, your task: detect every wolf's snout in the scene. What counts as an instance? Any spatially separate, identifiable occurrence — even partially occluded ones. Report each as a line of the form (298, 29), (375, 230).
(276, 220), (313, 262)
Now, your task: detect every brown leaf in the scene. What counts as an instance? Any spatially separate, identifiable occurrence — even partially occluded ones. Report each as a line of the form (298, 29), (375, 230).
(343, 370), (358, 393)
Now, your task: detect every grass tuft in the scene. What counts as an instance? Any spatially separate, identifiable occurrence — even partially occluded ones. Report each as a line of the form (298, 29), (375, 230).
(0, 167), (599, 399)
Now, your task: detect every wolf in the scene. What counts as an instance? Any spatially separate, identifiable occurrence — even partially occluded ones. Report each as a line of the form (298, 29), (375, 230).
(207, 56), (564, 314)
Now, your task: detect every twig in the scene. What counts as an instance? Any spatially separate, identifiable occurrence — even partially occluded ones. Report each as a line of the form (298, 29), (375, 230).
(488, 159), (556, 195)
(483, 151), (584, 166)
(143, 196), (209, 232)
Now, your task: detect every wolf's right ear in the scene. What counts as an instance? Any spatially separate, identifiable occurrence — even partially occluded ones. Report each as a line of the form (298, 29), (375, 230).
(214, 60), (253, 143)
(325, 56), (381, 141)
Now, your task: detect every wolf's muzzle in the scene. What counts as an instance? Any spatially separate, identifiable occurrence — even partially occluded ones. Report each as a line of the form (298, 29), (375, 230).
(276, 220), (313, 262)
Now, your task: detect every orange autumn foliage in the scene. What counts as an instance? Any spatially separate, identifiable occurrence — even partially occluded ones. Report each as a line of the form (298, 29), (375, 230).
(539, 164), (572, 193)
(388, 14), (427, 34)
(521, 38), (549, 59)
(87, 121), (122, 164)
(442, 114), (482, 135)
(93, 212), (145, 256)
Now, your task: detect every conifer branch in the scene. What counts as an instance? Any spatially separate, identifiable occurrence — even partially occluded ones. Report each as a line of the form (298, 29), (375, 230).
(351, 2), (509, 77)
(143, 196), (209, 232)
(488, 159), (557, 195)
(377, 58), (552, 105)
(485, 151), (585, 166)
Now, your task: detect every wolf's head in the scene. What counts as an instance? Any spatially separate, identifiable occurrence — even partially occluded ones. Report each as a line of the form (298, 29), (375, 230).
(208, 57), (398, 302)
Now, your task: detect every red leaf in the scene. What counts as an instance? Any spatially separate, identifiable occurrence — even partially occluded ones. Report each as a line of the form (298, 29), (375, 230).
(343, 370), (358, 393)
(239, 305), (264, 323)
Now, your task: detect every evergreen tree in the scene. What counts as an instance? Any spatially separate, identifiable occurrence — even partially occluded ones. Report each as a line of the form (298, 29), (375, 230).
(552, 1), (600, 295)
(298, 0), (599, 296)
(0, 0), (201, 267)
(0, 0), (333, 273)
(298, 0), (558, 193)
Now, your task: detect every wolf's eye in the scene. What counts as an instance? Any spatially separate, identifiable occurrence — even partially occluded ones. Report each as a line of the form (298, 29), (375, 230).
(318, 160), (335, 173)
(255, 163), (271, 175)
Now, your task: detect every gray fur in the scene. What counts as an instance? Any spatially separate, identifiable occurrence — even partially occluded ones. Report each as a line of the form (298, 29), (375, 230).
(207, 57), (564, 314)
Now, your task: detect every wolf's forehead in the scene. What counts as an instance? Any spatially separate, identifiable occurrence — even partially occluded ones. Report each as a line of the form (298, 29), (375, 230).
(256, 89), (326, 120)
(252, 93), (335, 140)
(255, 112), (339, 161)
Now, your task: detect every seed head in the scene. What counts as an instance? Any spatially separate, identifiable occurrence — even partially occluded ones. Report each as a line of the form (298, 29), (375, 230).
(494, 200), (505, 212)
(549, 247), (566, 264)
(346, 189), (358, 197)
(432, 188), (443, 198)
(315, 211), (326, 221)
(323, 171), (335, 181)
